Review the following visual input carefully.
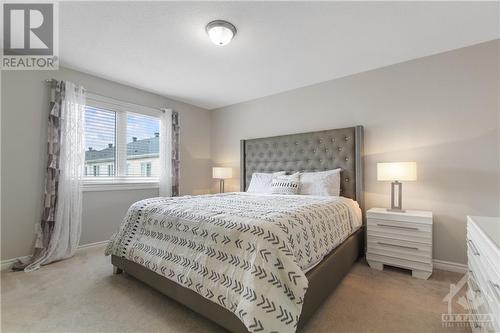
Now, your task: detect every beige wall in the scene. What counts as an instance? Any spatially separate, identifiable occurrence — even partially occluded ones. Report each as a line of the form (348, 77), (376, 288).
(211, 40), (500, 265)
(1, 67), (212, 260)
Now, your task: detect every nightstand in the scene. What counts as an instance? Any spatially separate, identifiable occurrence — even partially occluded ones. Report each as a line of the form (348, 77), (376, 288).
(366, 207), (433, 279)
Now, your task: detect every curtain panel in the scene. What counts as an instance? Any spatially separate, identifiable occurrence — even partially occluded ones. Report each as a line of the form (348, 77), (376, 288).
(159, 109), (180, 197)
(14, 80), (86, 272)
(171, 111), (180, 196)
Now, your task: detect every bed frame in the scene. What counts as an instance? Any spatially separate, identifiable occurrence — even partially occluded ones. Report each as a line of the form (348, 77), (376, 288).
(111, 126), (365, 332)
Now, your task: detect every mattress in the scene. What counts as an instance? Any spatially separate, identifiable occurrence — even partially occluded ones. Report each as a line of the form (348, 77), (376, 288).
(106, 192), (361, 332)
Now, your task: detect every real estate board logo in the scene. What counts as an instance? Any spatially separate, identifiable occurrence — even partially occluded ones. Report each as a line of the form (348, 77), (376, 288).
(2, 2), (58, 70)
(441, 273), (493, 329)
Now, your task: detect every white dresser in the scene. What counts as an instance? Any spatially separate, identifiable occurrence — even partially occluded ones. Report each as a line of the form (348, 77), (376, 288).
(467, 216), (500, 333)
(366, 208), (433, 279)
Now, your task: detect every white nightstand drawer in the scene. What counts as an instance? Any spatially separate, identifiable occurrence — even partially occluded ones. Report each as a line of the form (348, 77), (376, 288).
(368, 218), (432, 233)
(367, 236), (431, 264)
(367, 208), (433, 224)
(368, 219), (431, 244)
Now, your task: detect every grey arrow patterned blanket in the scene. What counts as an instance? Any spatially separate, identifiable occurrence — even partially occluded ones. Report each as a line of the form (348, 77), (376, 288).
(105, 192), (361, 333)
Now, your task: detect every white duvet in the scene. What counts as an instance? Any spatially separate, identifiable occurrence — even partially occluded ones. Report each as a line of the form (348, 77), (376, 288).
(106, 192), (361, 333)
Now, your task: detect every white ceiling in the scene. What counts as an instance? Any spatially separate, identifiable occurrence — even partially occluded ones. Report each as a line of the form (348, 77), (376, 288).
(59, 2), (500, 110)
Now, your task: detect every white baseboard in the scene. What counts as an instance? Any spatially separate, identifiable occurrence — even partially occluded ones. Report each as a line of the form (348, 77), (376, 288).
(76, 240), (108, 251)
(0, 255), (31, 271)
(433, 259), (468, 273)
(1, 240), (108, 271)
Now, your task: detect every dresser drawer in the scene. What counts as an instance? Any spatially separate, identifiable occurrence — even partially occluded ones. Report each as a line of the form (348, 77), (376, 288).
(368, 218), (432, 244)
(468, 236), (500, 289)
(467, 271), (500, 333)
(468, 269), (492, 314)
(467, 224), (500, 286)
(466, 288), (494, 333)
(468, 250), (500, 326)
(367, 236), (431, 264)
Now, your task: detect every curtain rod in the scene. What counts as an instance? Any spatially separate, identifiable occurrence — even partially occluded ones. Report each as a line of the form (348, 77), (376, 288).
(44, 79), (166, 113)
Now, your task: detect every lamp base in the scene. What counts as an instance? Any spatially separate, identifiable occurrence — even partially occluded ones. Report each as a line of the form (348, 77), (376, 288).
(390, 181), (404, 211)
(219, 179), (225, 193)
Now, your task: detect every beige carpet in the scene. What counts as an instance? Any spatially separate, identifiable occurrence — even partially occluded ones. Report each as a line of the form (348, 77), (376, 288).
(1, 245), (470, 333)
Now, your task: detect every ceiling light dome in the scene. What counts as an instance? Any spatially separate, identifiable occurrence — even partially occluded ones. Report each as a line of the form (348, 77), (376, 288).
(206, 20), (237, 46)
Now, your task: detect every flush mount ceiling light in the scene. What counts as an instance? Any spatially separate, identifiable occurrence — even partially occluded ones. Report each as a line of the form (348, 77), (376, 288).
(206, 20), (237, 46)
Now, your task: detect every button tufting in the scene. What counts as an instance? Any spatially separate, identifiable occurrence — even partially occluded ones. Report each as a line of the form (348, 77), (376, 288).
(241, 129), (357, 198)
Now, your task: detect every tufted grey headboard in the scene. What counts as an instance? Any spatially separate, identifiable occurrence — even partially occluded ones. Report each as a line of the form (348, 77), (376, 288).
(240, 126), (364, 210)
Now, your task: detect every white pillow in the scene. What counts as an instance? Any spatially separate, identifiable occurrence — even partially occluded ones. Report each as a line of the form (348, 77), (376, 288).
(247, 171), (286, 193)
(299, 169), (341, 196)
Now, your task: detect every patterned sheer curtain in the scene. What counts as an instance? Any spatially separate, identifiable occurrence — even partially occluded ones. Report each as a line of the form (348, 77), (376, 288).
(14, 80), (86, 272)
(159, 109), (180, 197)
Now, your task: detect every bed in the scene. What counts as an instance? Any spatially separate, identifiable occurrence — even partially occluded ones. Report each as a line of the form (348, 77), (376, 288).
(107, 126), (365, 333)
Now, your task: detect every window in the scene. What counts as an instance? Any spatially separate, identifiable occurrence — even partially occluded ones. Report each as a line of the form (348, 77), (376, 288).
(126, 113), (159, 178)
(84, 94), (161, 185)
(85, 106), (115, 178)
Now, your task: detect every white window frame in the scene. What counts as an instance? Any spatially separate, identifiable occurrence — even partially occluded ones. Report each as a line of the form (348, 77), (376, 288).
(83, 93), (163, 192)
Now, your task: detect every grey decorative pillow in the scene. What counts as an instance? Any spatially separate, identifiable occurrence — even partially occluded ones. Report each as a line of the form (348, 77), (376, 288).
(271, 173), (300, 195)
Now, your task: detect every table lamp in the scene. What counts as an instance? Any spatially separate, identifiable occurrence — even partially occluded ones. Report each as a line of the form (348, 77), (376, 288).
(377, 162), (417, 212)
(213, 167), (232, 193)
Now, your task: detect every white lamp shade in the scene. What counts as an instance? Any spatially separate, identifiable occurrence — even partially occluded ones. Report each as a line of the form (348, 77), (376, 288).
(377, 162), (417, 181)
(213, 167), (232, 179)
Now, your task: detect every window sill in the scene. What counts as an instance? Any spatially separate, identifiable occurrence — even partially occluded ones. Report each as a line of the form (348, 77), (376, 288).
(82, 180), (159, 192)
